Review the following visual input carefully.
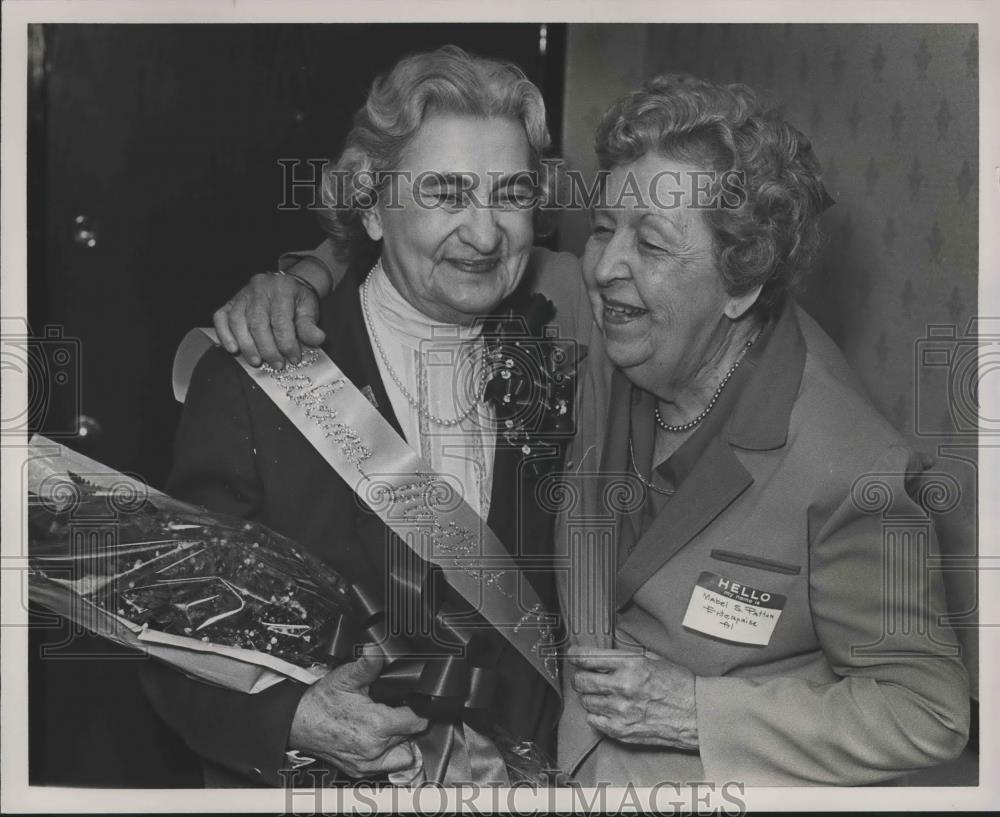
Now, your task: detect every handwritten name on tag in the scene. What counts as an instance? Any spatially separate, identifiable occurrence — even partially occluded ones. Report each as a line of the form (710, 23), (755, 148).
(682, 571), (785, 646)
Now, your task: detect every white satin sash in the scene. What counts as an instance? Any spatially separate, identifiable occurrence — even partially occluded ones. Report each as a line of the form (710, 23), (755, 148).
(174, 329), (560, 694)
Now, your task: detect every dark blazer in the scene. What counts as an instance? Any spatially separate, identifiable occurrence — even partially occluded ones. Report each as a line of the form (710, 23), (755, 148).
(140, 277), (561, 786)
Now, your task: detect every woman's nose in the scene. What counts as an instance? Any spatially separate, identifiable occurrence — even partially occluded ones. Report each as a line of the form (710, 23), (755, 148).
(593, 234), (633, 287)
(458, 203), (501, 253)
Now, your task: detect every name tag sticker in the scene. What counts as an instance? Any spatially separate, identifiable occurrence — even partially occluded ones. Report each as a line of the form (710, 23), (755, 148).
(682, 571), (785, 646)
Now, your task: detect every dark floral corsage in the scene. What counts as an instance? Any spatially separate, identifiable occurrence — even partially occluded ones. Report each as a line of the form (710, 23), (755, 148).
(482, 292), (585, 476)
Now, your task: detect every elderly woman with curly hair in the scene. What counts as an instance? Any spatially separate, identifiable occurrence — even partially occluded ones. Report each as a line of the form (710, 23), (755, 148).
(555, 74), (969, 787)
(214, 72), (969, 786)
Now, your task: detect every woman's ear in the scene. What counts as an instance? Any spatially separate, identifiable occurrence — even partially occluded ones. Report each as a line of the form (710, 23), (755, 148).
(361, 208), (383, 242)
(724, 284), (763, 320)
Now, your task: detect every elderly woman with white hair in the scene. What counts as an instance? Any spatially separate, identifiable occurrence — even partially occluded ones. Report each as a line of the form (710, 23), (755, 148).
(141, 45), (581, 787)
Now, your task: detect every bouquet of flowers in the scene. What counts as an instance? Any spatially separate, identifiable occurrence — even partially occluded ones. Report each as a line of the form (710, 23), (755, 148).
(27, 436), (355, 691)
(25, 436), (558, 783)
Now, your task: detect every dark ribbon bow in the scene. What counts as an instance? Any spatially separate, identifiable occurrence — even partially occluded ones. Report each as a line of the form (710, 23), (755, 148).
(320, 539), (518, 783)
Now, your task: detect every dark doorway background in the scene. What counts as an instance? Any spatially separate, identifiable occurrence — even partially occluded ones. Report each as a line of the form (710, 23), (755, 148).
(26, 23), (567, 787)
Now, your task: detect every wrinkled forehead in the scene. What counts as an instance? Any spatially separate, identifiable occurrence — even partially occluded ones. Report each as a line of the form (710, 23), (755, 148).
(592, 155), (711, 233)
(396, 113), (533, 178)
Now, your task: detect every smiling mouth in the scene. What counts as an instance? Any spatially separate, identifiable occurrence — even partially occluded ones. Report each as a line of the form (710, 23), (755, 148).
(602, 296), (648, 324)
(448, 257), (501, 274)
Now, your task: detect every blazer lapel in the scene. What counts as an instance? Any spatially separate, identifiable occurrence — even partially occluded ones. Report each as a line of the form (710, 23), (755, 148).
(597, 368), (635, 566)
(485, 439), (519, 553)
(599, 369), (633, 474)
(623, 381), (656, 557)
(615, 432), (753, 608)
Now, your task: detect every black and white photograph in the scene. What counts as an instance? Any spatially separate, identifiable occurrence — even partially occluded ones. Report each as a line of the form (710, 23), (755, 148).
(1, 1), (996, 813)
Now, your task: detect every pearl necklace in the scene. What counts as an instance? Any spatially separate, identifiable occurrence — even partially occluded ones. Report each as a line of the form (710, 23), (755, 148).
(361, 267), (489, 427)
(655, 330), (761, 433)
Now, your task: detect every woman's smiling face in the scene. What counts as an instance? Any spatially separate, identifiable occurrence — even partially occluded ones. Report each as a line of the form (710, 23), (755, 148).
(582, 154), (744, 396)
(363, 114), (536, 325)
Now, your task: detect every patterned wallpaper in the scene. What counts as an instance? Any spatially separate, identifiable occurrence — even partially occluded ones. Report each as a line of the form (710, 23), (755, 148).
(559, 23), (979, 694)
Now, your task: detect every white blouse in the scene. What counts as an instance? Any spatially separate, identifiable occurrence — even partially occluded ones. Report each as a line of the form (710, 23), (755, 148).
(361, 261), (496, 520)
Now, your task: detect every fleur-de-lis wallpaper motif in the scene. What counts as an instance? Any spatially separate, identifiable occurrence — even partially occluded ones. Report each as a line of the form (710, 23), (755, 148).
(908, 157), (924, 199)
(763, 52), (775, 83)
(964, 32), (978, 78)
(854, 265), (871, 307)
(889, 100), (904, 141)
(915, 37), (932, 78)
(947, 286), (965, 324)
(823, 156), (839, 190)
(839, 212), (854, 249)
(882, 216), (897, 253)
(936, 97), (952, 139)
(810, 102), (823, 134)
(864, 157), (879, 195)
(831, 47), (846, 82)
(927, 220), (944, 263)
(875, 331), (890, 371)
(900, 279), (915, 319)
(847, 101), (862, 139)
(871, 42), (886, 81)
(956, 160), (974, 205)
(798, 51), (809, 83)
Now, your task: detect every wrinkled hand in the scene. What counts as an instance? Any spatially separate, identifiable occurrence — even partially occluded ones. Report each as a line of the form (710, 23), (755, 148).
(568, 645), (699, 750)
(213, 264), (328, 368)
(289, 646), (429, 778)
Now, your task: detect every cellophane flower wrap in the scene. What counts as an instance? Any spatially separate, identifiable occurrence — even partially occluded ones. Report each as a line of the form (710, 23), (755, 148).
(25, 436), (558, 784)
(27, 436), (353, 691)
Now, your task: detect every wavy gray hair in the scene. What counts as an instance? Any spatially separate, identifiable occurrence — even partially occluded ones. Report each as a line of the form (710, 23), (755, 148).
(319, 45), (552, 263)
